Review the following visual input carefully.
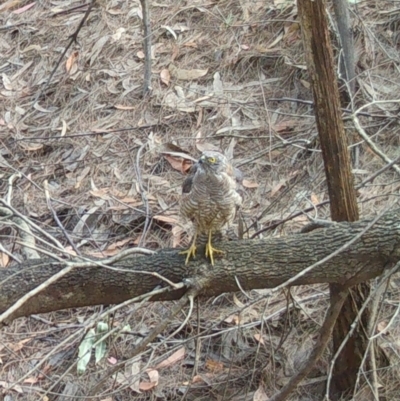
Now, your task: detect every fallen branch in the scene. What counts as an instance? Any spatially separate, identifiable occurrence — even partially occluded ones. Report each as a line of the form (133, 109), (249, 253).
(1, 209), (400, 323)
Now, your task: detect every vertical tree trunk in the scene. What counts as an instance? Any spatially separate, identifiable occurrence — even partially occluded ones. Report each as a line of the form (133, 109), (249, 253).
(333, 0), (356, 97)
(297, 0), (370, 399)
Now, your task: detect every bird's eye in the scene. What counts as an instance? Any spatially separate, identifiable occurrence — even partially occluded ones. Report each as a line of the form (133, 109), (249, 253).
(208, 157), (217, 164)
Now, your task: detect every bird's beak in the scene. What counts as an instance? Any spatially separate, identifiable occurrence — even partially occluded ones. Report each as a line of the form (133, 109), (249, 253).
(199, 155), (206, 164)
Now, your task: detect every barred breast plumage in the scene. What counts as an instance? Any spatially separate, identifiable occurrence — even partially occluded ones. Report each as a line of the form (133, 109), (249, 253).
(179, 151), (242, 265)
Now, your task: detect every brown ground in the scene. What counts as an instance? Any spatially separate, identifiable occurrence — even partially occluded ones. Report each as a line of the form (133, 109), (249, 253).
(1, 0), (400, 399)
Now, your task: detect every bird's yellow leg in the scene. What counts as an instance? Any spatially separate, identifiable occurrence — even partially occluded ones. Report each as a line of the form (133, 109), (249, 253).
(205, 230), (225, 266)
(180, 232), (197, 265)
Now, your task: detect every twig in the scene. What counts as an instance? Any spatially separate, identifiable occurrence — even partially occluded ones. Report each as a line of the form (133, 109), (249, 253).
(300, 219), (334, 233)
(271, 206), (388, 292)
(181, 298), (201, 401)
(31, 0), (96, 106)
(325, 261), (400, 398)
(234, 275), (252, 299)
(52, 3), (89, 16)
(44, 180), (80, 255)
(103, 246), (155, 262)
(267, 98), (391, 119)
(6, 172), (21, 205)
(269, 287), (348, 401)
(0, 262), (80, 324)
(357, 156), (400, 187)
(0, 200), (65, 250)
(87, 279), (206, 397)
(14, 240), (66, 263)
(14, 235), (179, 288)
(236, 140), (311, 168)
(0, 242), (20, 264)
(11, 219), (40, 260)
(2, 174), (40, 260)
(9, 284), (179, 392)
(9, 324), (85, 391)
(251, 157), (400, 238)
(332, 0), (356, 97)
(42, 291), (156, 398)
(140, 0), (152, 95)
(352, 114), (400, 176)
(0, 244), (184, 321)
(135, 144), (152, 246)
(364, 279), (387, 401)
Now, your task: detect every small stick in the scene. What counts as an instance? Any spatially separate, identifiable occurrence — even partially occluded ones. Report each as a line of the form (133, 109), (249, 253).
(140, 0), (152, 95)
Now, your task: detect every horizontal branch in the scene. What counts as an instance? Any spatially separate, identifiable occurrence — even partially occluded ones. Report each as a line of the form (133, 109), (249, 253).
(1, 210), (400, 322)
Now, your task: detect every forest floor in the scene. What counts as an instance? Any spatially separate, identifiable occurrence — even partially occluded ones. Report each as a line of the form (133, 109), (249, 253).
(1, 0), (400, 399)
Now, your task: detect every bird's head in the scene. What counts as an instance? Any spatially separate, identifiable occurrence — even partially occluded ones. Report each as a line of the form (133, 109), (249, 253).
(198, 151), (226, 173)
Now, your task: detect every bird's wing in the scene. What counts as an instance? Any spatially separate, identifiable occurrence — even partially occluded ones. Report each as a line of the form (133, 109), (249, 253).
(226, 163), (243, 185)
(182, 162), (199, 194)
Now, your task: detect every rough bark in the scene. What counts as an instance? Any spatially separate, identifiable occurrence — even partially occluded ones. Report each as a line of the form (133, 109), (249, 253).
(1, 210), (400, 323)
(297, 0), (358, 222)
(298, 0), (367, 398)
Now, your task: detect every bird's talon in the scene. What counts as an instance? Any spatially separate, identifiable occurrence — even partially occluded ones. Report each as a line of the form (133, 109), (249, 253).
(180, 243), (197, 265)
(205, 242), (225, 266)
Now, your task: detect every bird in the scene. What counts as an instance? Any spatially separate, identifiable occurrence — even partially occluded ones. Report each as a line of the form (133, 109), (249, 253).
(179, 151), (242, 265)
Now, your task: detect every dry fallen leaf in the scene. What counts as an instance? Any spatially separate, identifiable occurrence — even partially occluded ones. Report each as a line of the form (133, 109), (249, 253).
(195, 131), (220, 152)
(224, 314), (240, 325)
(19, 142), (44, 151)
(377, 320), (388, 333)
(160, 69), (170, 86)
(90, 188), (110, 199)
(0, 252), (9, 267)
(13, 1), (35, 14)
(0, 381), (23, 393)
(153, 215), (179, 224)
(205, 359), (224, 372)
(254, 333), (265, 345)
(139, 380), (157, 391)
(243, 179), (259, 189)
(23, 376), (39, 384)
(183, 41), (198, 48)
(169, 64), (208, 81)
(270, 181), (285, 197)
(139, 369), (159, 391)
(273, 120), (296, 133)
(63, 246), (77, 256)
(90, 36), (110, 65)
(164, 154), (192, 173)
(105, 238), (135, 251)
(127, 359), (141, 393)
(114, 104), (136, 110)
(160, 143), (196, 160)
(146, 369), (159, 383)
(171, 225), (183, 248)
(7, 338), (30, 352)
(253, 385), (269, 400)
(0, 1), (21, 12)
(66, 51), (79, 73)
(154, 347), (185, 369)
(191, 375), (205, 383)
(310, 192), (319, 205)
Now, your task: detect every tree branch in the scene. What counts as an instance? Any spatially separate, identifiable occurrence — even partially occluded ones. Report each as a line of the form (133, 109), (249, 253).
(1, 210), (400, 323)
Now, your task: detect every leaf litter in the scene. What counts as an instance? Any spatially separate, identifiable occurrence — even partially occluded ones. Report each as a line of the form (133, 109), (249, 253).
(1, 0), (400, 399)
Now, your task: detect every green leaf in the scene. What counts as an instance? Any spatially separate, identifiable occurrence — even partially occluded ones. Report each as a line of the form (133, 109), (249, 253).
(77, 329), (96, 375)
(95, 322), (109, 364)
